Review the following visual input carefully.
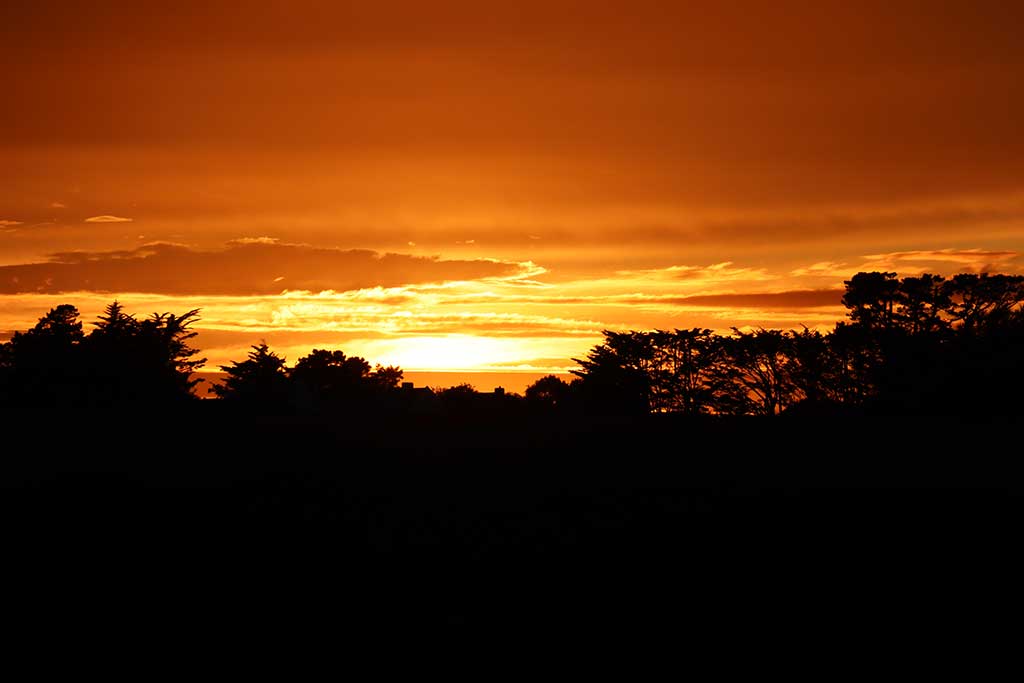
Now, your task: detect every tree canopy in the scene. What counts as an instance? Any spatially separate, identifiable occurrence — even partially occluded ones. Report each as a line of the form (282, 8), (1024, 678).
(211, 344), (405, 413)
(567, 272), (1024, 416)
(0, 301), (204, 409)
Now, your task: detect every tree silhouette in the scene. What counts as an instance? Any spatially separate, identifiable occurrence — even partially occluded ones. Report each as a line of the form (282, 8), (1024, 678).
(139, 309), (206, 399)
(76, 302), (205, 406)
(896, 274), (950, 336)
(945, 273), (1024, 332)
(82, 301), (140, 405)
(650, 328), (733, 415)
(3, 305), (86, 407)
(722, 328), (796, 416)
(525, 375), (573, 411)
(369, 364), (404, 391)
(434, 382), (480, 415)
(785, 326), (844, 408)
(91, 300), (137, 337)
(289, 348), (403, 412)
(571, 331), (653, 415)
(842, 272), (901, 332)
(835, 271), (1024, 414)
(291, 349), (371, 403)
(0, 302), (209, 409)
(559, 271), (1024, 416)
(211, 342), (289, 408)
(25, 304), (85, 341)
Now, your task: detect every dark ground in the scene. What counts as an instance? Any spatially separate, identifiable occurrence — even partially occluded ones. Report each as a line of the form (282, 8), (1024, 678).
(2, 409), (1020, 629)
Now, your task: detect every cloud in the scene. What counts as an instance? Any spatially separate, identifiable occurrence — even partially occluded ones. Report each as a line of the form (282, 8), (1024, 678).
(790, 261), (850, 277)
(791, 249), (1022, 279)
(863, 248), (1018, 268)
(0, 220), (23, 227)
(436, 289), (843, 309)
(668, 289), (844, 309)
(615, 262), (771, 282)
(84, 215), (134, 223)
(0, 241), (540, 295)
(50, 202), (66, 209)
(389, 313), (607, 338)
(230, 236), (280, 245)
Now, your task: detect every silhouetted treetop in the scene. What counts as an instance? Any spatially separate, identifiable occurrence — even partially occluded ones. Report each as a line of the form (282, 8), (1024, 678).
(211, 342), (289, 407)
(370, 364), (404, 390)
(0, 302), (205, 409)
(842, 270), (1024, 336)
(842, 272), (900, 331)
(571, 331), (654, 415)
(288, 348), (404, 411)
(568, 272), (1024, 416)
(525, 375), (573, 410)
(91, 300), (137, 338)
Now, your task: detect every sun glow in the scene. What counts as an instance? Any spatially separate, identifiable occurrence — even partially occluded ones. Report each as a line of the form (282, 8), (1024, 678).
(361, 335), (533, 371)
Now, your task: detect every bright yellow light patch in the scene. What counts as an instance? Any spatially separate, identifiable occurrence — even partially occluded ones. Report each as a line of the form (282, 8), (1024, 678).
(363, 335), (527, 371)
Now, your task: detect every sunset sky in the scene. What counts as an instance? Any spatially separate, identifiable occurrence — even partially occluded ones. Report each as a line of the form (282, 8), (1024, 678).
(3, 1), (1024, 382)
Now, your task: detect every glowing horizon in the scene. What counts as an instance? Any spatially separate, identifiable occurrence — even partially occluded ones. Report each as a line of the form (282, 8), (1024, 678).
(3, 2), (1023, 374)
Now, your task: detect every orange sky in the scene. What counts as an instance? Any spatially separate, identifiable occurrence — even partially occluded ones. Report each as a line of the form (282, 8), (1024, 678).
(3, 1), (1023, 377)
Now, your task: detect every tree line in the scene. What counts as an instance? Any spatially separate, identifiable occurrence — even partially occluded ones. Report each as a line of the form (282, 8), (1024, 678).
(2, 271), (1023, 416)
(565, 272), (1024, 416)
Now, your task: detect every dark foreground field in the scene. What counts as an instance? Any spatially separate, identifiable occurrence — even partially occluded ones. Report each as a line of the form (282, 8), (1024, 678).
(3, 409), (1020, 627)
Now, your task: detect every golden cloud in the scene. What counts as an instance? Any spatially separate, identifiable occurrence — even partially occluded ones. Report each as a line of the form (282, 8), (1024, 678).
(84, 215), (134, 223)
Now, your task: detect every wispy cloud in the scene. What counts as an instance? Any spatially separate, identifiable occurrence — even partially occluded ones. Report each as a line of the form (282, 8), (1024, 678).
(792, 248), (1023, 279)
(615, 261), (772, 282)
(230, 236), (280, 245)
(0, 220), (23, 227)
(50, 202), (66, 209)
(84, 215), (134, 223)
(261, 305), (608, 338)
(790, 261), (850, 277)
(436, 289), (843, 309)
(863, 248), (1019, 269)
(671, 289), (844, 309)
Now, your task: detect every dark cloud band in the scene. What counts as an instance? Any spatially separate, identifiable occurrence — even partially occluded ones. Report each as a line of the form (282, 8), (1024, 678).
(0, 241), (533, 295)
